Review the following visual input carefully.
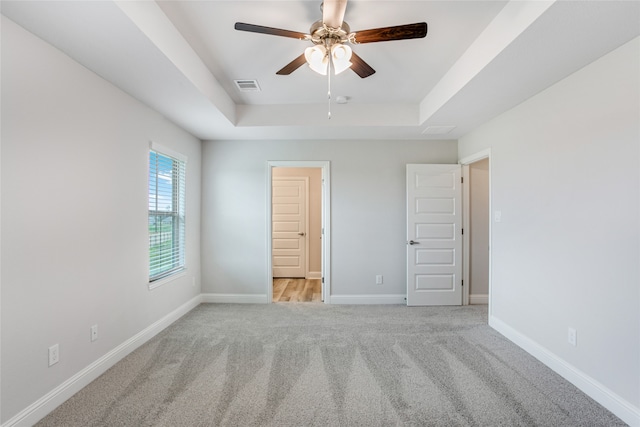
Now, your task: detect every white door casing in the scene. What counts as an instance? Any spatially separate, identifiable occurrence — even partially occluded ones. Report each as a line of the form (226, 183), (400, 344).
(460, 148), (492, 312)
(267, 161), (330, 304)
(272, 177), (308, 278)
(407, 164), (462, 306)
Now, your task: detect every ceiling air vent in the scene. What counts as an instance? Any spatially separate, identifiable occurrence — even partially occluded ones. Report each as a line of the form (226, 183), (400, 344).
(234, 79), (261, 92)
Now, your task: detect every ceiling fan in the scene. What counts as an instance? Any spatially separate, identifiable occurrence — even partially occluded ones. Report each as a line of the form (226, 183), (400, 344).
(234, 0), (427, 78)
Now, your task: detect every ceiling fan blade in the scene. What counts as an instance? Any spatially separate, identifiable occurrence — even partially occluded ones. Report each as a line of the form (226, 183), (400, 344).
(322, 0), (348, 29)
(276, 54), (307, 75)
(350, 52), (375, 78)
(352, 22), (427, 44)
(235, 22), (308, 40)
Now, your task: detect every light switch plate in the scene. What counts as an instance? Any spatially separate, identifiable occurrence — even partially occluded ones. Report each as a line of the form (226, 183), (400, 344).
(48, 344), (59, 366)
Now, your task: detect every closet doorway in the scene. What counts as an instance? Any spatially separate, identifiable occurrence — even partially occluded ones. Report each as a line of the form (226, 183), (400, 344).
(461, 149), (491, 310)
(266, 161), (331, 303)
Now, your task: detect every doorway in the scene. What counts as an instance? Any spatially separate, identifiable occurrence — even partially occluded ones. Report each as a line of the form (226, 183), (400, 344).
(460, 149), (491, 310)
(266, 161), (331, 303)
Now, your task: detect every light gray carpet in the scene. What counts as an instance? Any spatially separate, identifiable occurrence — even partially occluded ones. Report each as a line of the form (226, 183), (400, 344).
(37, 304), (625, 426)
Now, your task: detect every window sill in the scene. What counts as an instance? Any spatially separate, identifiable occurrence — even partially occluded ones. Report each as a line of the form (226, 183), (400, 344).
(149, 269), (186, 290)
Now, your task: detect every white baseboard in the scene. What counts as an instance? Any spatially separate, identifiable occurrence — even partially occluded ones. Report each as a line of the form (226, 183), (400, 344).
(469, 294), (488, 305)
(306, 271), (322, 279)
(330, 294), (406, 305)
(3, 295), (203, 427)
(489, 315), (640, 427)
(201, 293), (268, 304)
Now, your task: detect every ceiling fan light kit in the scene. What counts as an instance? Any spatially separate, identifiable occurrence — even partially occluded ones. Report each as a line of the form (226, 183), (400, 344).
(304, 42), (353, 76)
(235, 0), (427, 116)
(331, 44), (352, 75)
(304, 45), (329, 75)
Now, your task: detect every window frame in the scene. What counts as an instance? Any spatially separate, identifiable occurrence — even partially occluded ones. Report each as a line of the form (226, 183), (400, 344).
(148, 142), (187, 287)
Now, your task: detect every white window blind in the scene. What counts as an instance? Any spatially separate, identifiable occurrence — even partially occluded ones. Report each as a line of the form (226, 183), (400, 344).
(148, 147), (186, 282)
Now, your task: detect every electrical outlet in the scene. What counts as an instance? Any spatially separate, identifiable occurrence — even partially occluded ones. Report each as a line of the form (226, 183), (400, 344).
(568, 327), (577, 346)
(91, 325), (98, 342)
(494, 210), (502, 223)
(376, 275), (383, 285)
(48, 344), (59, 366)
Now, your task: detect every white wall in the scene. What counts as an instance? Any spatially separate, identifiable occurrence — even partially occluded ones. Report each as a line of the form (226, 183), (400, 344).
(459, 37), (640, 422)
(469, 158), (489, 299)
(201, 140), (457, 300)
(1, 17), (202, 423)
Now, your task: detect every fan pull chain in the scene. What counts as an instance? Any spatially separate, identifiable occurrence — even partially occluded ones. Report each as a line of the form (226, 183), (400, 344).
(327, 56), (332, 119)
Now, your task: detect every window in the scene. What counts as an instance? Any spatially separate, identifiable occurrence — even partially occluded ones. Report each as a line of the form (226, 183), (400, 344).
(148, 144), (186, 282)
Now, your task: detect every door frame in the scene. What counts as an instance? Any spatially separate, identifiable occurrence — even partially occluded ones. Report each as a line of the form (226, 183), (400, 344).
(266, 161), (331, 304)
(459, 149), (492, 314)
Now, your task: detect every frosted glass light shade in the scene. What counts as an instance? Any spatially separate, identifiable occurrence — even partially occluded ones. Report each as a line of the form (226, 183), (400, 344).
(331, 44), (352, 75)
(305, 46), (328, 75)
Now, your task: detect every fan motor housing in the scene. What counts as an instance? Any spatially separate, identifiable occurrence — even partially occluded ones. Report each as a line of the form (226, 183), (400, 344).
(309, 20), (351, 45)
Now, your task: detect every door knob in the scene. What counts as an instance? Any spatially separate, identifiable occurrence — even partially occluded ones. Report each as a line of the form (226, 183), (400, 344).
(408, 240), (419, 245)
(298, 232), (305, 236)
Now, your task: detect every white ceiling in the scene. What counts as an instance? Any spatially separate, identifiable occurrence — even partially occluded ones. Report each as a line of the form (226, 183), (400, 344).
(2, 1), (639, 141)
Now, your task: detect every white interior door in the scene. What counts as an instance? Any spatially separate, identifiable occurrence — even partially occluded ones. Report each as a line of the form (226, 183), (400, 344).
(272, 177), (307, 278)
(407, 164), (462, 306)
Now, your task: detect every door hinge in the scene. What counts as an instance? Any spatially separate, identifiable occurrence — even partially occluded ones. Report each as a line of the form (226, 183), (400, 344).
(322, 277), (324, 283)
(461, 177), (464, 184)
(462, 280), (464, 287)
(461, 228), (464, 235)
(321, 227), (324, 235)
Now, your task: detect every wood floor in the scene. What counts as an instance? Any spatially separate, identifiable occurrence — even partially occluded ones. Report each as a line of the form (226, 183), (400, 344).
(273, 278), (322, 303)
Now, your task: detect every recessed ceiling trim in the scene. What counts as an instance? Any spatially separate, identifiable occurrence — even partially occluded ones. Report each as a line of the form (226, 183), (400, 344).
(114, 0), (236, 124)
(418, 0), (556, 124)
(422, 126), (456, 135)
(236, 103), (417, 127)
